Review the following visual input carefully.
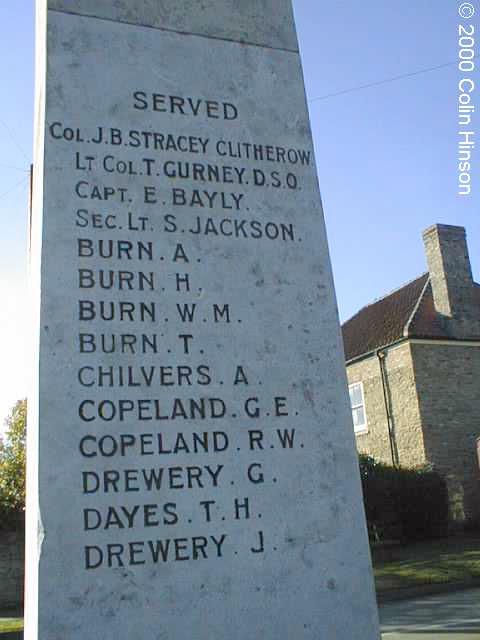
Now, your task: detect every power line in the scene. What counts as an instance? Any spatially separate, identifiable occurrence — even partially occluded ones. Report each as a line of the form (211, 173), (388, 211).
(0, 163), (30, 173)
(308, 61), (457, 103)
(0, 117), (30, 163)
(0, 176), (29, 202)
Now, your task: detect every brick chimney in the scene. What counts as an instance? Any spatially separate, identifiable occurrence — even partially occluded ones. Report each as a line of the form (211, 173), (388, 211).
(422, 224), (480, 338)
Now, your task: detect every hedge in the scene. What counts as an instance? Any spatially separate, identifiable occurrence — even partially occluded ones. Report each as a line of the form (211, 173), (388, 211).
(359, 454), (449, 543)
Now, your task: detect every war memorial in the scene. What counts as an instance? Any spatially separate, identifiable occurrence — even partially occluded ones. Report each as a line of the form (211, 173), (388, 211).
(27, 1), (380, 637)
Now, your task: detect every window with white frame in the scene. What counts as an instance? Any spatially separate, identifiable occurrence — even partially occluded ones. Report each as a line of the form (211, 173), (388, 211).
(349, 382), (367, 433)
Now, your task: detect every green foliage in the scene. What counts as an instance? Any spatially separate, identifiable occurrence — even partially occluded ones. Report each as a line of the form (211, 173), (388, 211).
(0, 618), (24, 633)
(359, 453), (449, 543)
(0, 399), (27, 527)
(373, 535), (480, 588)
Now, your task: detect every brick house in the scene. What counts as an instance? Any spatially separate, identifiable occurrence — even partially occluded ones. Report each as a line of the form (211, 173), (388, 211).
(342, 224), (480, 522)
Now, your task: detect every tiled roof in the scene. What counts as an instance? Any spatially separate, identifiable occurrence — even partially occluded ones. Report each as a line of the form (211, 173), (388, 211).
(342, 277), (480, 362)
(407, 281), (453, 339)
(342, 274), (429, 361)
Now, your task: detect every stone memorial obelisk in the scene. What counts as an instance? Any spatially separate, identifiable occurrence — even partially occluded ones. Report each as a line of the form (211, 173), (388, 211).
(27, 1), (380, 638)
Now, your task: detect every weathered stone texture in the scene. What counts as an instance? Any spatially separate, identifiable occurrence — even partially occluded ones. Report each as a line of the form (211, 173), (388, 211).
(28, 1), (380, 638)
(47, 0), (299, 51)
(0, 529), (24, 610)
(346, 342), (426, 468)
(411, 342), (480, 521)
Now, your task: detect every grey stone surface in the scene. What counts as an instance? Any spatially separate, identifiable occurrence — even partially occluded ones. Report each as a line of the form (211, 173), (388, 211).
(28, 2), (380, 638)
(47, 0), (299, 51)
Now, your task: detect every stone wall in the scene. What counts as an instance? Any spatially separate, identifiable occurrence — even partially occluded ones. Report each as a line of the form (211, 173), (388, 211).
(346, 341), (426, 468)
(0, 528), (24, 610)
(411, 341), (480, 521)
(347, 339), (480, 523)
(422, 225), (480, 339)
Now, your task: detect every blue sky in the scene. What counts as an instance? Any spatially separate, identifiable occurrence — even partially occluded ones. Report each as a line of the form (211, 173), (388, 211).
(0, 1), (478, 428)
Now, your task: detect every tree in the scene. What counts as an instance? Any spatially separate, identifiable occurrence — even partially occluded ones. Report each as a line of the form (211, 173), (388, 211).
(0, 399), (26, 521)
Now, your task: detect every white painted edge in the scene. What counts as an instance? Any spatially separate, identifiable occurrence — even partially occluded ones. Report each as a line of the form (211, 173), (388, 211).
(25, 1), (47, 637)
